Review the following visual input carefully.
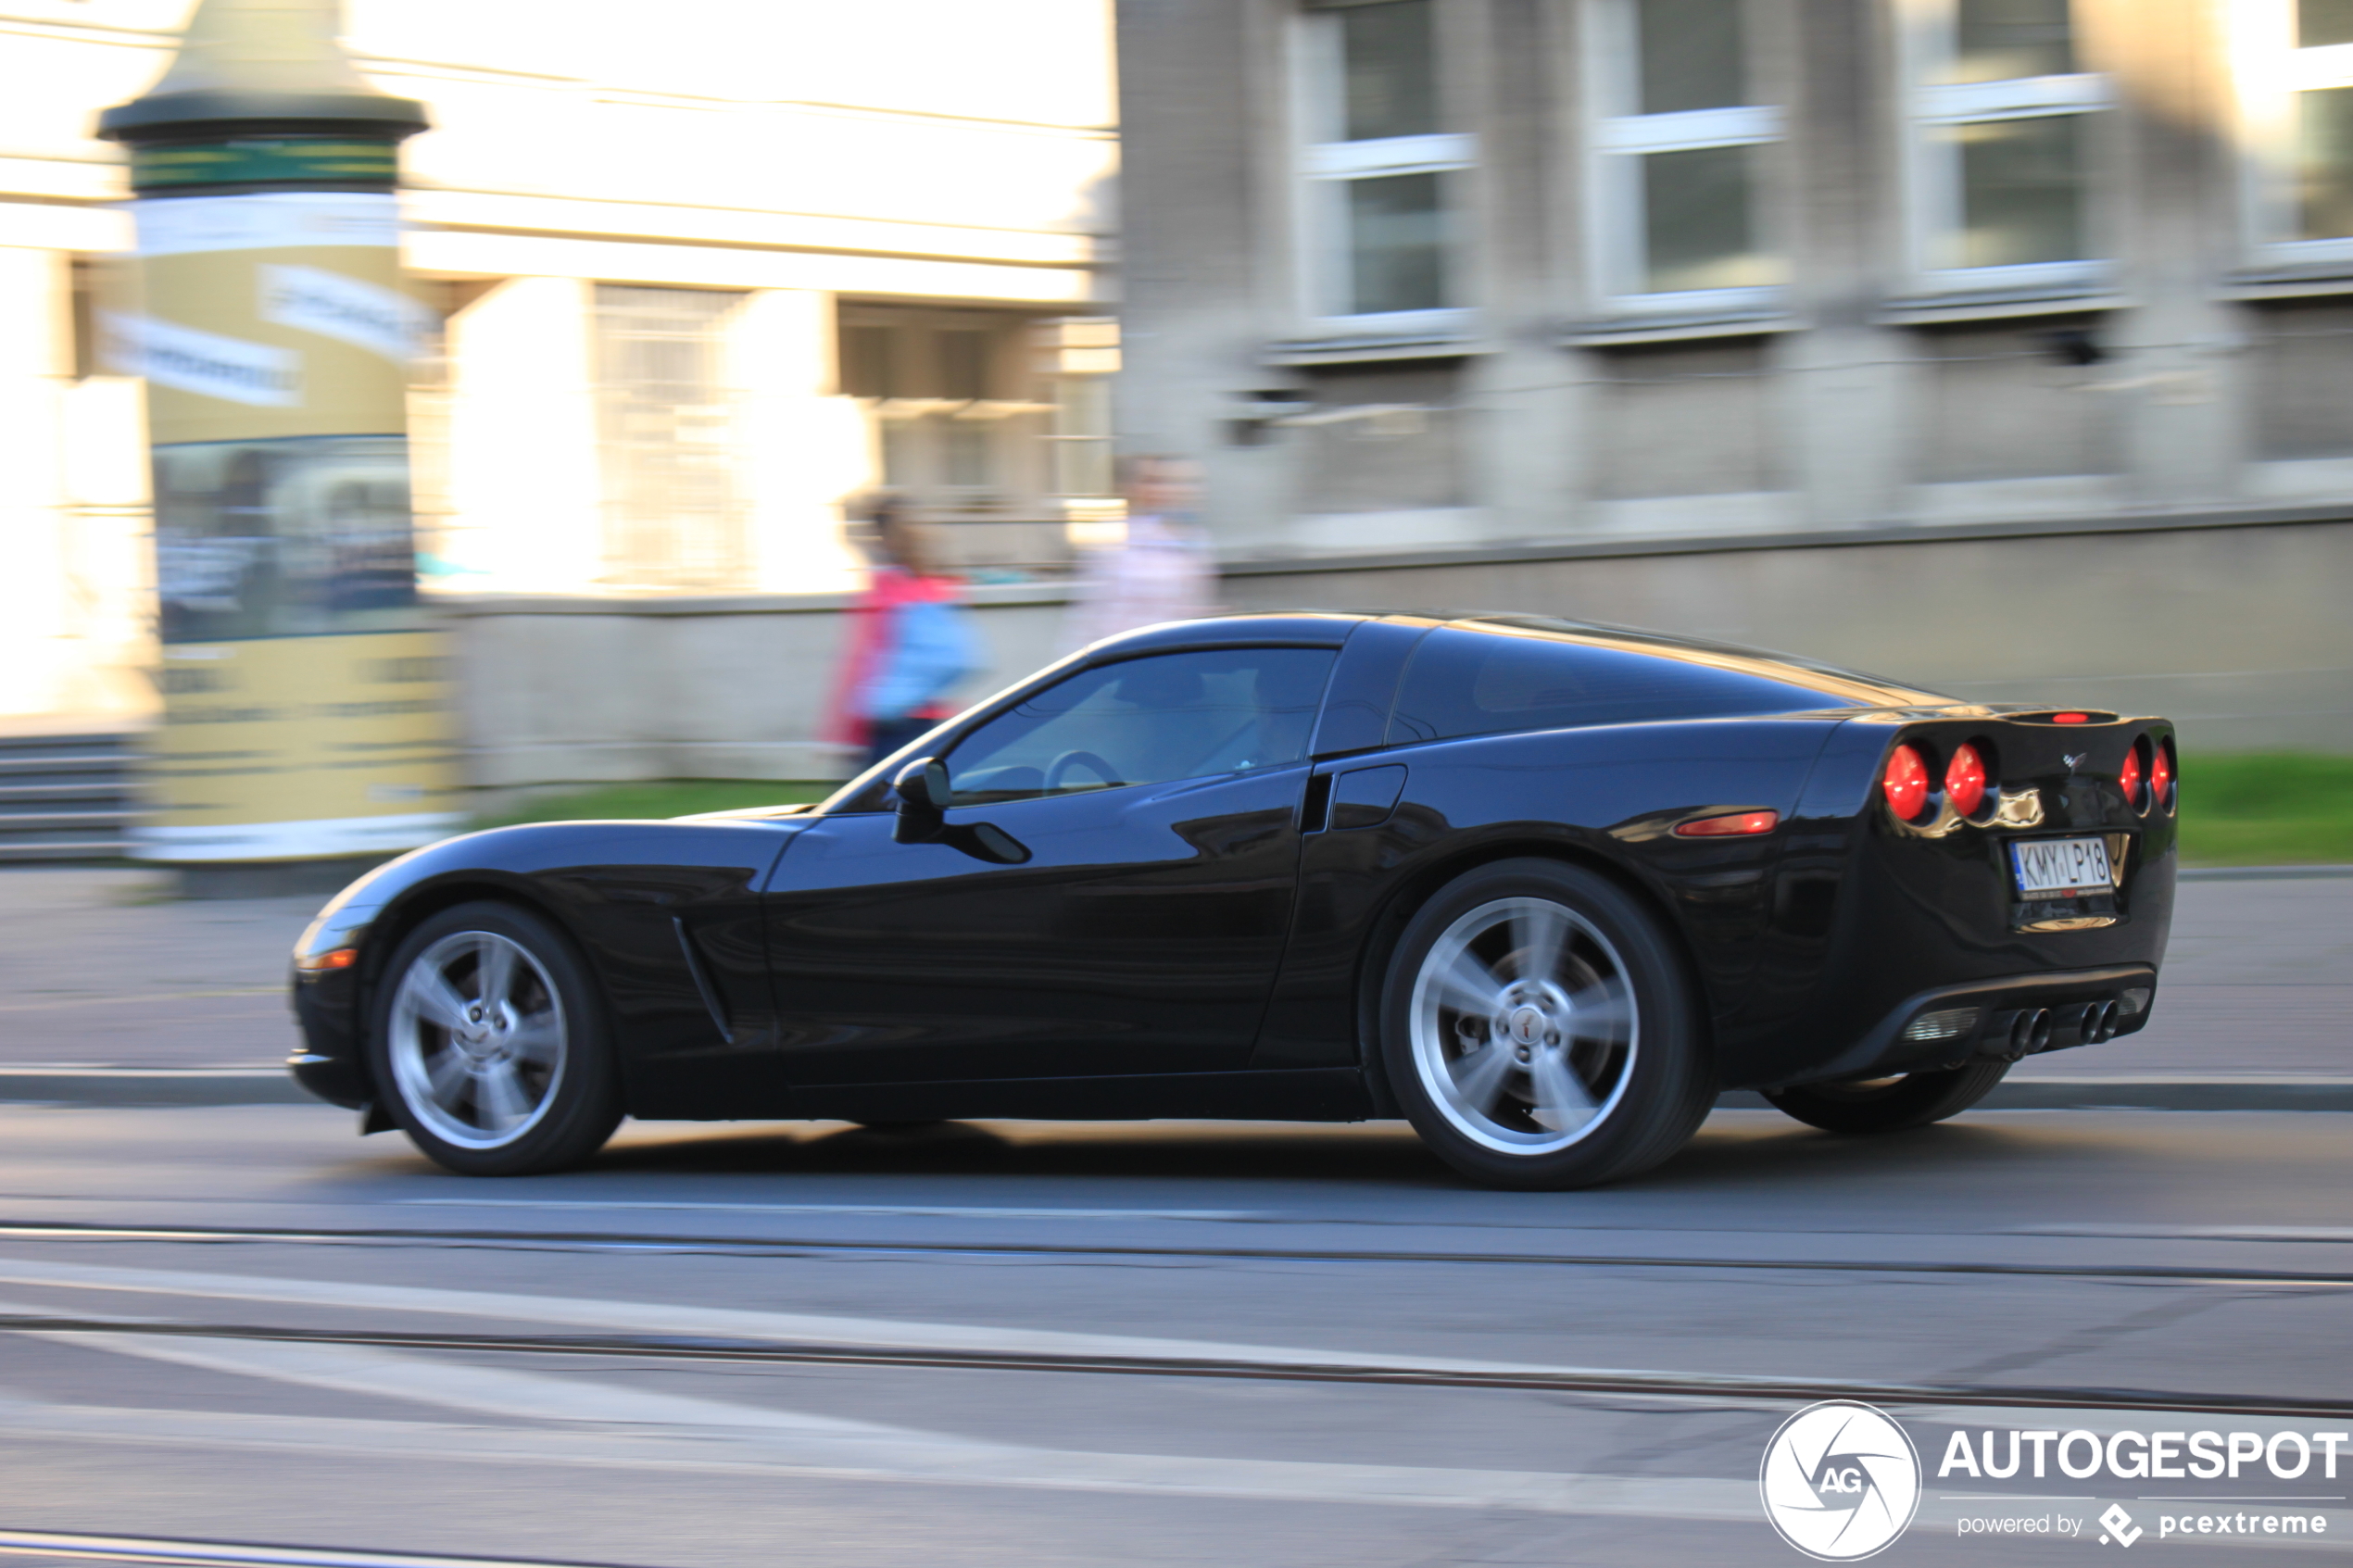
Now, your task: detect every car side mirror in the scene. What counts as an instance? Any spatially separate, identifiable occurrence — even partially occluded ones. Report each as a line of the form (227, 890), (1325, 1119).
(890, 757), (950, 845)
(893, 756), (951, 814)
(890, 756), (1030, 866)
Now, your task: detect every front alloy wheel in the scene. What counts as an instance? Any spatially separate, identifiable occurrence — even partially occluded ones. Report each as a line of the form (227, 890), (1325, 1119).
(388, 930), (566, 1149)
(370, 901), (621, 1175)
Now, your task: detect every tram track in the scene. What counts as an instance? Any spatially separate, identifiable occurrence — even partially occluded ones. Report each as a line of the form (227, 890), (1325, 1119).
(0, 1529), (647, 1568)
(1, 1218), (2350, 1287)
(6, 1310), (2350, 1422)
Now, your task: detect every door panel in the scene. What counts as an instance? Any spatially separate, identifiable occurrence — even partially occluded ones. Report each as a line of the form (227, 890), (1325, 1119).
(762, 764), (1311, 1085)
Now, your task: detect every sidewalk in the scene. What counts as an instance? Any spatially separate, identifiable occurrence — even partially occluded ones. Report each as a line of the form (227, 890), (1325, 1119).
(0, 865), (2347, 1110)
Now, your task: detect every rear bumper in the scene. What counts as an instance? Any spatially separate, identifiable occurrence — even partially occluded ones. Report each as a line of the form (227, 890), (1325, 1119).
(1776, 963), (2158, 1087)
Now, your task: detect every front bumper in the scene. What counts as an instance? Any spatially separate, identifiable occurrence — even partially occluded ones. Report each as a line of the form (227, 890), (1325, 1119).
(289, 965), (371, 1109)
(1787, 963), (2159, 1086)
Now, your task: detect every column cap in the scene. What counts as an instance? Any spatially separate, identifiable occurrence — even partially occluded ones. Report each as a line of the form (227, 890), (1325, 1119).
(96, 0), (426, 144)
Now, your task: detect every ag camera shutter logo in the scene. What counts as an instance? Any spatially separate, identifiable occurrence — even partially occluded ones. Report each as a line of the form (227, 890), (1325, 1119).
(1760, 1400), (1922, 1560)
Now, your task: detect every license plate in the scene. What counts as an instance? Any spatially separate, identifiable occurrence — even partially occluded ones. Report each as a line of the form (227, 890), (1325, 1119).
(2010, 836), (2115, 897)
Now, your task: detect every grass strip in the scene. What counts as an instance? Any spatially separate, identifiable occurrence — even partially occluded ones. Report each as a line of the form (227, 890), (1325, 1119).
(2177, 751), (2353, 866)
(474, 780), (834, 830)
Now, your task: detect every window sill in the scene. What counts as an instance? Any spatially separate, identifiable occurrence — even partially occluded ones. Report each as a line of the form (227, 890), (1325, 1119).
(1261, 334), (1488, 368)
(1564, 310), (1799, 347)
(2219, 266), (2353, 303)
(1875, 286), (2125, 327)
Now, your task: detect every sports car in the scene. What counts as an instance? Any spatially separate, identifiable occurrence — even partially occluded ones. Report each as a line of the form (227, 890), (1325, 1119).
(289, 611), (2176, 1188)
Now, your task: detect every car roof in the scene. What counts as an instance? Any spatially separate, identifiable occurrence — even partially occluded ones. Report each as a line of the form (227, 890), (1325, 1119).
(1089, 612), (1374, 654)
(1088, 610), (1945, 706)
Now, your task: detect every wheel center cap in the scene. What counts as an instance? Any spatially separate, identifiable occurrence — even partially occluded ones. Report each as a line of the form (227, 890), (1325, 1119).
(1505, 1005), (1546, 1046)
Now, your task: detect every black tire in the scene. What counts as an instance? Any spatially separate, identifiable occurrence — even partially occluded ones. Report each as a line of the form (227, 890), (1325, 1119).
(368, 900), (623, 1176)
(1380, 859), (1714, 1190)
(1763, 1060), (2009, 1135)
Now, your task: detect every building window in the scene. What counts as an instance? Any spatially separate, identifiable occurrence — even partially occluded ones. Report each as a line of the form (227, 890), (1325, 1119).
(2237, 0), (2353, 262)
(838, 305), (1028, 508)
(1590, 0), (1784, 309)
(1039, 319), (1118, 505)
(1908, 0), (2109, 290)
(1298, 0), (1476, 328)
(591, 285), (750, 589)
(839, 306), (1124, 531)
(2296, 0), (2353, 238)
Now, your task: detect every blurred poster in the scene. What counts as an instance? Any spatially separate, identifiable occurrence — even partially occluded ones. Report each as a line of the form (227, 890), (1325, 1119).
(155, 437), (420, 642)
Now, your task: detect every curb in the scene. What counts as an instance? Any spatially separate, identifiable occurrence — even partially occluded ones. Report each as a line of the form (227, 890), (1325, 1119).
(1718, 1078), (2353, 1112)
(3, 1070), (2350, 1113)
(2178, 864), (2353, 881)
(0, 1070), (311, 1107)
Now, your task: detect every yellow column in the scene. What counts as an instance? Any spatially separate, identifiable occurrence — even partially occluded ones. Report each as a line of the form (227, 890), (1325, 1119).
(97, 0), (459, 882)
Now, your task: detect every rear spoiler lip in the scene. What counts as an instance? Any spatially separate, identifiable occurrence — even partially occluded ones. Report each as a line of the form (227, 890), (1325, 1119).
(1792, 705), (2171, 726)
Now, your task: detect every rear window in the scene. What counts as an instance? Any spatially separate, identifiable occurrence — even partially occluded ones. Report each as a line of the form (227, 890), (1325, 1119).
(1386, 626), (1884, 744)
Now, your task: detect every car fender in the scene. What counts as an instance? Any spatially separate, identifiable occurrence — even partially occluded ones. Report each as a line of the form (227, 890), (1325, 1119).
(291, 818), (810, 1116)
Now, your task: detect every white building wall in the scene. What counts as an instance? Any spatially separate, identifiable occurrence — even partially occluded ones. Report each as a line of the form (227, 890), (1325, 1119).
(0, 246), (74, 718)
(437, 277), (604, 595)
(731, 289), (873, 596)
(0, 0), (1116, 721)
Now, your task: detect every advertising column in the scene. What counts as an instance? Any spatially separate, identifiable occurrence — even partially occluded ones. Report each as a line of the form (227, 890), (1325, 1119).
(98, 0), (459, 890)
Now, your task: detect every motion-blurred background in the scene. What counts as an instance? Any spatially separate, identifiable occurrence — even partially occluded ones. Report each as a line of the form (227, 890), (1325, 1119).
(0, 0), (2345, 868)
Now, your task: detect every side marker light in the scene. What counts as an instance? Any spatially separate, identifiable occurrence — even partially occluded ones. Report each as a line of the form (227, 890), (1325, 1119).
(296, 947), (358, 973)
(1674, 809), (1780, 837)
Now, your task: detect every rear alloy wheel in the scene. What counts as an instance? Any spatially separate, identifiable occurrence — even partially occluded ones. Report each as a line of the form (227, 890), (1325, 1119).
(1763, 1061), (2009, 1135)
(370, 901), (621, 1176)
(1382, 859), (1714, 1190)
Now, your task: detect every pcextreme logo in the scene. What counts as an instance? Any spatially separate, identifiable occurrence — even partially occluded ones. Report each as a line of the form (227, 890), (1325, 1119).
(1760, 1400), (1923, 1561)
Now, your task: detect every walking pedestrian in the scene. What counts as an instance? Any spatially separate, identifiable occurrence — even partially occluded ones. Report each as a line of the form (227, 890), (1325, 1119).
(823, 495), (985, 771)
(1060, 455), (1218, 653)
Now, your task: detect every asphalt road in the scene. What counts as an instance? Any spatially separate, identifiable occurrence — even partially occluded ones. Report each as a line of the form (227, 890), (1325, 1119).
(0, 1103), (2347, 1566)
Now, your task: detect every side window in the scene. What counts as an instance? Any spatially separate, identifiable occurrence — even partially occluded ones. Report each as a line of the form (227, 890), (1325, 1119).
(1387, 628), (1842, 743)
(947, 647), (1338, 806)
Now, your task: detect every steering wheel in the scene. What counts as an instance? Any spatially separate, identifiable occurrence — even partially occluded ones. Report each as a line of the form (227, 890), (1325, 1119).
(1044, 749), (1122, 793)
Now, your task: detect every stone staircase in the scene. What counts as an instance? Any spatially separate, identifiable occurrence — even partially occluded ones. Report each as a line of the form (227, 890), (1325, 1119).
(0, 727), (142, 863)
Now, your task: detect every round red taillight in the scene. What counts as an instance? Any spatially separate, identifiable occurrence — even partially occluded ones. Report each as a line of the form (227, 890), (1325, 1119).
(2151, 741), (2174, 810)
(2119, 746), (2144, 810)
(1944, 744), (1987, 817)
(1882, 744), (1930, 821)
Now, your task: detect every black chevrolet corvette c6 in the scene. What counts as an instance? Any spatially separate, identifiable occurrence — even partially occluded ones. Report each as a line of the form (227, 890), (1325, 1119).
(289, 612), (2175, 1189)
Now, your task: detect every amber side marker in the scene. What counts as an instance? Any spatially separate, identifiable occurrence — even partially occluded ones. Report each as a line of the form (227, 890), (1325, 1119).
(1673, 809), (1780, 838)
(294, 948), (358, 973)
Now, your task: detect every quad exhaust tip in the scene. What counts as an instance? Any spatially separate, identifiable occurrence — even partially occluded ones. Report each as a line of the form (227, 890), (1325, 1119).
(1986, 1000), (2119, 1060)
(1979, 1007), (2053, 1061)
(2009, 1008), (2053, 1059)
